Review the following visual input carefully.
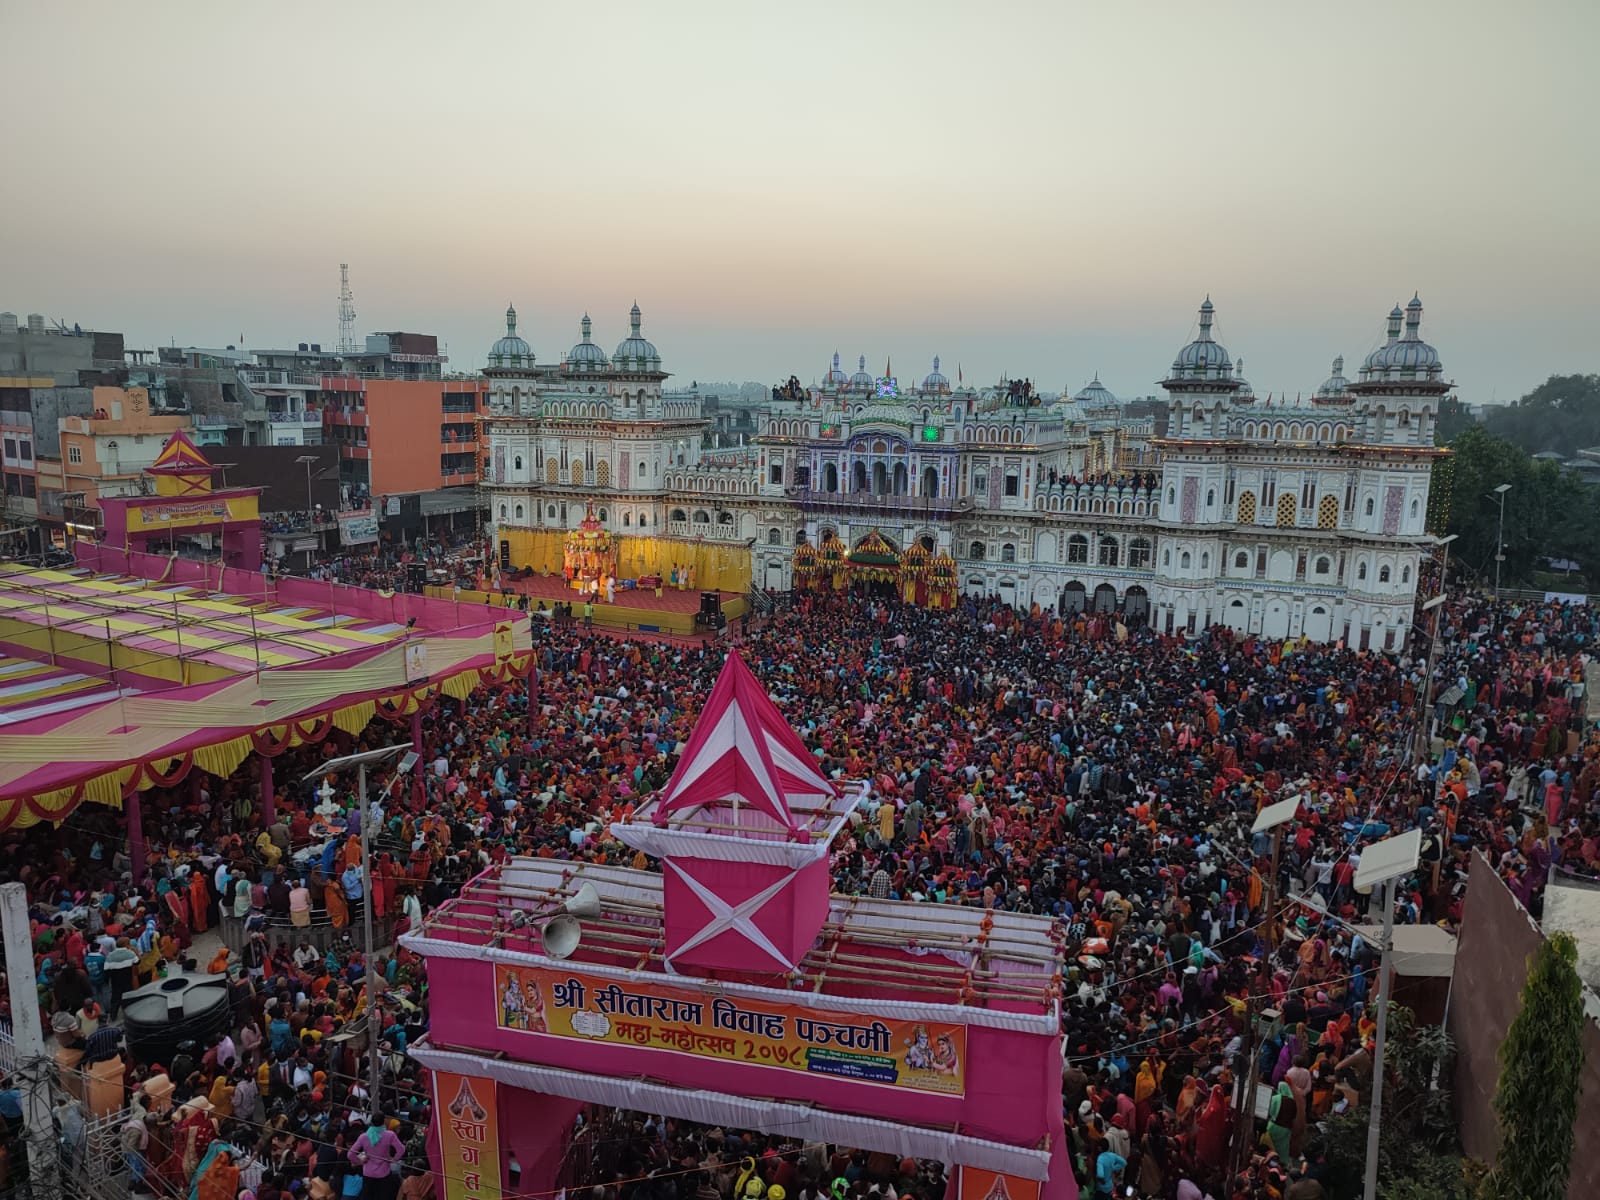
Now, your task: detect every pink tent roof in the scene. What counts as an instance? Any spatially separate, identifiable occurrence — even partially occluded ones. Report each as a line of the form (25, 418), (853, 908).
(655, 652), (836, 831)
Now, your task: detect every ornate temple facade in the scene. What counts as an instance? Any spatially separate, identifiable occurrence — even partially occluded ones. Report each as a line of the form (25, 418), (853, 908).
(482, 297), (1448, 649)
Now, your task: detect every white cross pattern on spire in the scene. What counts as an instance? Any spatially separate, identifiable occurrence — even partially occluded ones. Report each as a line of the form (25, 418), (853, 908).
(663, 858), (796, 970)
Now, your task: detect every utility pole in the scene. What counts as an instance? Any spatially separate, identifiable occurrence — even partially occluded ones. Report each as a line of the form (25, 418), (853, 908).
(1353, 827), (1421, 1200)
(2, 880), (63, 1198)
(1492, 483), (1510, 600)
(1230, 796), (1299, 1180)
(305, 745), (414, 1118)
(358, 758), (383, 1110)
(1364, 877), (1398, 1200)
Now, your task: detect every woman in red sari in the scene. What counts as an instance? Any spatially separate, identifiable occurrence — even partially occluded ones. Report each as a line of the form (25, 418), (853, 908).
(159, 879), (191, 951)
(1194, 1083), (1231, 1174)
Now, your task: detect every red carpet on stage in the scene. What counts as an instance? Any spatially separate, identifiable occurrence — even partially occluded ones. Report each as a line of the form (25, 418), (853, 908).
(504, 574), (742, 616)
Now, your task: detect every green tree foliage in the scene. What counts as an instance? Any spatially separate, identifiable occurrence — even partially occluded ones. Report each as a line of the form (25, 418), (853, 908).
(1481, 932), (1586, 1200)
(1440, 425), (1600, 586)
(1317, 1005), (1474, 1198)
(1435, 394), (1478, 446)
(1482, 374), (1600, 455)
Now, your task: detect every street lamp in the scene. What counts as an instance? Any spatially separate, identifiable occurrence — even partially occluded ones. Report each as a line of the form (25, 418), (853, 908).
(295, 454), (319, 565)
(1414, 592), (1448, 765)
(1491, 483), (1511, 600)
(1227, 792), (1303, 1178)
(1356, 827), (1423, 1200)
(301, 744), (419, 1112)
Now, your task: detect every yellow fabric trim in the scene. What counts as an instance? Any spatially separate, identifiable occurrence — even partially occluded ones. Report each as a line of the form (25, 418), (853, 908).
(332, 702), (376, 734)
(193, 736), (254, 779)
(441, 669), (478, 701)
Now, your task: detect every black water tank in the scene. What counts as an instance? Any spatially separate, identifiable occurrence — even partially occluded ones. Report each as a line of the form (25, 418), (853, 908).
(120, 972), (232, 1065)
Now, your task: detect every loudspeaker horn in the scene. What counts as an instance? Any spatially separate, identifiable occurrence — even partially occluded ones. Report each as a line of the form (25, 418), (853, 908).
(542, 914), (582, 960)
(565, 882), (602, 919)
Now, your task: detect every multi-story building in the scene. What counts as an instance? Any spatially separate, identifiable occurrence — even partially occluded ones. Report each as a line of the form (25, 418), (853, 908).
(484, 296), (1448, 648)
(482, 304), (707, 547)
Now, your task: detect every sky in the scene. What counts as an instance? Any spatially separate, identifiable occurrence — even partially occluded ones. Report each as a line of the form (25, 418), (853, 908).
(2, 1), (1596, 405)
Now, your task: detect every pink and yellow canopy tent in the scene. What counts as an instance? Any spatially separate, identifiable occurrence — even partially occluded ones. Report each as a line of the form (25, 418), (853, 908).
(0, 547), (534, 835)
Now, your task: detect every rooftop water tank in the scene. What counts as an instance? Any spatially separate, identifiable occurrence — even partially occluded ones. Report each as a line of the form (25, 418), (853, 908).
(120, 971), (233, 1065)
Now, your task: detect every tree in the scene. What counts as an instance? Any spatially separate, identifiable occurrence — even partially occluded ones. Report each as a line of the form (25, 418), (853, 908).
(1435, 395), (1478, 446)
(1482, 932), (1585, 1200)
(1439, 425), (1600, 586)
(1317, 1005), (1475, 1198)
(1483, 374), (1600, 455)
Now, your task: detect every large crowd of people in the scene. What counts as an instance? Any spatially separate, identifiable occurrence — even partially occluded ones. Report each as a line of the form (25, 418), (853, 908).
(3, 582), (1599, 1200)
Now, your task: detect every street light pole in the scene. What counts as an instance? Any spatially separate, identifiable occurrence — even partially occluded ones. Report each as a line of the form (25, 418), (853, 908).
(1364, 875), (1398, 1200)
(1353, 827), (1422, 1200)
(357, 758), (382, 1106)
(1492, 483), (1511, 600)
(303, 744), (417, 1118)
(296, 453), (320, 566)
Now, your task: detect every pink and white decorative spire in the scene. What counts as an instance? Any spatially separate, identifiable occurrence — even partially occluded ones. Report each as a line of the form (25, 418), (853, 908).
(653, 652), (835, 834)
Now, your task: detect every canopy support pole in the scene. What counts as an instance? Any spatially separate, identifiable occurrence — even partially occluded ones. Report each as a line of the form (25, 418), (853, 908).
(128, 789), (147, 881)
(260, 754), (276, 825)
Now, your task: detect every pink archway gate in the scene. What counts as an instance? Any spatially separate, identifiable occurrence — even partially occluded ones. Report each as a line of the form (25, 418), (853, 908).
(405, 653), (1074, 1200)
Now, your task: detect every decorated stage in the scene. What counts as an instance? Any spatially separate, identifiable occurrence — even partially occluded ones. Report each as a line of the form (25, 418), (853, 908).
(428, 573), (748, 637)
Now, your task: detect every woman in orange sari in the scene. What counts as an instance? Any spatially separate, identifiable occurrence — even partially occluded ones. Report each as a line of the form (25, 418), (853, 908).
(325, 877), (350, 929)
(196, 1148), (238, 1200)
(188, 869), (210, 936)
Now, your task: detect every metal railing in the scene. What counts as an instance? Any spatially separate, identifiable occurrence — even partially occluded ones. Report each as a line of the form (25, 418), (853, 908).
(789, 487), (974, 517)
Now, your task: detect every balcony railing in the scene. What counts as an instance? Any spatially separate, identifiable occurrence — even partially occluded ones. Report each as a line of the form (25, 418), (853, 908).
(265, 410), (324, 425)
(665, 519), (746, 540)
(241, 369), (320, 388)
(789, 488), (974, 517)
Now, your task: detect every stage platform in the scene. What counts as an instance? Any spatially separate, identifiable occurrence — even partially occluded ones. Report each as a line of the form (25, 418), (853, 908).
(427, 573), (747, 638)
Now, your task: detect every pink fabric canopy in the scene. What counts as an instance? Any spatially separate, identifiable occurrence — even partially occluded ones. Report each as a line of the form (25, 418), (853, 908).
(655, 652), (835, 831)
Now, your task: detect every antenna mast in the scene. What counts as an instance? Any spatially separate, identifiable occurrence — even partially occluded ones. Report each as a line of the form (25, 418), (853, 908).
(337, 263), (358, 353)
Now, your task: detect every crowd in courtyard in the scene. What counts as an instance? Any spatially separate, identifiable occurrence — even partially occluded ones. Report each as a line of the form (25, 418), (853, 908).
(4, 583), (1600, 1200)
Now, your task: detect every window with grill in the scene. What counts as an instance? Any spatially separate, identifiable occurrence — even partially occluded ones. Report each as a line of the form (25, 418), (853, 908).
(1318, 495), (1339, 529)
(1237, 491), (1256, 524)
(1276, 493), (1297, 526)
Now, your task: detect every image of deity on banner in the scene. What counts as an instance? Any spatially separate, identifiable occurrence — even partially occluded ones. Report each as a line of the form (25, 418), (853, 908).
(498, 968), (547, 1032)
(901, 1024), (961, 1079)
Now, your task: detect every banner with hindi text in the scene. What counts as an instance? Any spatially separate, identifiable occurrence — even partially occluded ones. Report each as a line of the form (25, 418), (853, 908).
(493, 963), (965, 1097)
(432, 1069), (502, 1200)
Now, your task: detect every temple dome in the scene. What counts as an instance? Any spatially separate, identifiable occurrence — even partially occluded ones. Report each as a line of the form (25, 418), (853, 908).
(1169, 298), (1233, 381)
(488, 304), (533, 369)
(565, 314), (610, 372)
(611, 302), (662, 372)
(1074, 376), (1118, 409)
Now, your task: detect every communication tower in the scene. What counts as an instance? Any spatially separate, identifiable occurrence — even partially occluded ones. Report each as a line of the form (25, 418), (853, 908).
(337, 263), (358, 353)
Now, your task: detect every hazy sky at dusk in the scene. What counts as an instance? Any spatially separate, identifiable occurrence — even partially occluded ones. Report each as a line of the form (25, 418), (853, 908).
(3, 1), (1595, 404)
